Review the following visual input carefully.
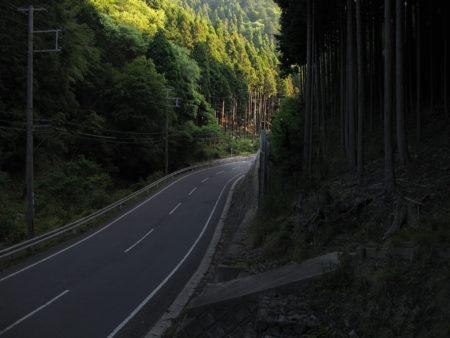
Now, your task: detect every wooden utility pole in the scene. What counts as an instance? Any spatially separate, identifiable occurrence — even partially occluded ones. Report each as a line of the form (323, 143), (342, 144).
(164, 88), (172, 176)
(163, 88), (180, 175)
(18, 5), (59, 237)
(26, 5), (35, 238)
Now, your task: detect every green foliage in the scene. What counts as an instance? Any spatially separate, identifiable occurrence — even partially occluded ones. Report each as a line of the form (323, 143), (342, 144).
(0, 0), (276, 244)
(169, 0), (280, 50)
(90, 0), (165, 34)
(0, 172), (25, 245)
(36, 156), (112, 225)
(269, 96), (304, 171)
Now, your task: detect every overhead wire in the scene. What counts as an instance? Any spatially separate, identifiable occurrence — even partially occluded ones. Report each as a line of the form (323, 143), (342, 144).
(2, 0), (20, 11)
(59, 120), (165, 136)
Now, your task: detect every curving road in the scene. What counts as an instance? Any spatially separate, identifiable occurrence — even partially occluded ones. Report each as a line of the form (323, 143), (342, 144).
(0, 159), (252, 338)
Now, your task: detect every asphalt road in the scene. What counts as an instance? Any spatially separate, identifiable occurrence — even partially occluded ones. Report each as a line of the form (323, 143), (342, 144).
(0, 159), (252, 338)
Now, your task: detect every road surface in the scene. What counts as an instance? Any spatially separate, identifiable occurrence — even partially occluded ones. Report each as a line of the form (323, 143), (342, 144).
(0, 159), (252, 338)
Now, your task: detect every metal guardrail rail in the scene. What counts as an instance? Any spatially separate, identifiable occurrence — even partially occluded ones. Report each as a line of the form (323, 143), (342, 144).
(0, 155), (255, 259)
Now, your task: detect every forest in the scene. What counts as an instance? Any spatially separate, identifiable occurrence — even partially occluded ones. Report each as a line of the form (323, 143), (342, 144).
(0, 0), (287, 244)
(251, 0), (450, 335)
(272, 0), (448, 185)
(169, 0), (281, 50)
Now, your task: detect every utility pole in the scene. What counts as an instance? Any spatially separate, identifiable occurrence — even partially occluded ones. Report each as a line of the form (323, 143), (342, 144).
(163, 88), (180, 176)
(164, 88), (172, 176)
(18, 5), (61, 237)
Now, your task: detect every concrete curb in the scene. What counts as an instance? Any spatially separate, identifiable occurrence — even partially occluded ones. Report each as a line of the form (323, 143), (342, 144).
(145, 174), (246, 337)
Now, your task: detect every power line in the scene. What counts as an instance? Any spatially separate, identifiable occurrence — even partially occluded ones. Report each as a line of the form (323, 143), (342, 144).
(53, 128), (164, 145)
(0, 125), (26, 131)
(51, 126), (162, 141)
(59, 120), (164, 136)
(0, 115), (165, 137)
(3, 0), (21, 10)
(0, 13), (28, 27)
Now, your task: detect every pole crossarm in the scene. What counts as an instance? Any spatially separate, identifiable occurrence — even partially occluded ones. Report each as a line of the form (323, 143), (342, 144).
(18, 7), (47, 12)
(33, 29), (61, 52)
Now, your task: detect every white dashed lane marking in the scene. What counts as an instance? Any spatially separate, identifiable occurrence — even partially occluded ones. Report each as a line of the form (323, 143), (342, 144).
(169, 202), (182, 215)
(124, 229), (155, 253)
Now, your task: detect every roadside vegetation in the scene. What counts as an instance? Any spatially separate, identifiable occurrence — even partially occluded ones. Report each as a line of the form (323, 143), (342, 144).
(0, 0), (279, 247)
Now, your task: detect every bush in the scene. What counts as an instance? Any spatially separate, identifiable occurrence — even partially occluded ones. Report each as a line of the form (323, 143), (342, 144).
(36, 155), (112, 225)
(0, 171), (26, 245)
(269, 96), (304, 171)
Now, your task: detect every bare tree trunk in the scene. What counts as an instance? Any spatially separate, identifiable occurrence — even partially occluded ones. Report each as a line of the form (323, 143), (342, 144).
(395, 0), (409, 168)
(375, 16), (384, 121)
(429, 22), (433, 116)
(340, 10), (346, 152)
(303, 0), (313, 173)
(347, 0), (356, 169)
(444, 5), (448, 120)
(406, 2), (414, 121)
(356, 0), (366, 179)
(222, 99), (226, 134)
(369, 13), (375, 131)
(384, 0), (396, 193)
(252, 92), (256, 143)
(416, 1), (421, 142)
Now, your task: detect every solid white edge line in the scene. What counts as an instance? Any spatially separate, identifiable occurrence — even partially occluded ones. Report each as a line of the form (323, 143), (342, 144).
(188, 187), (197, 196)
(169, 202), (182, 215)
(106, 173), (243, 338)
(201, 178), (209, 183)
(146, 174), (245, 337)
(124, 229), (155, 254)
(0, 290), (70, 336)
(0, 161), (248, 284)
(216, 171), (224, 175)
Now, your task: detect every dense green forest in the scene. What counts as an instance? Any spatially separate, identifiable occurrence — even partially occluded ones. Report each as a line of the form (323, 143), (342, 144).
(0, 0), (286, 244)
(168, 0), (281, 50)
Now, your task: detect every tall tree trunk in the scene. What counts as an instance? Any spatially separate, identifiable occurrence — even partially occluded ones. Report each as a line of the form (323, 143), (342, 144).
(356, 0), (366, 179)
(375, 16), (384, 121)
(429, 21), (433, 116)
(340, 10), (346, 152)
(347, 0), (356, 169)
(395, 0), (408, 168)
(384, 0), (396, 192)
(252, 92), (256, 143)
(369, 13), (375, 131)
(444, 5), (448, 120)
(303, 0), (313, 173)
(416, 1), (421, 142)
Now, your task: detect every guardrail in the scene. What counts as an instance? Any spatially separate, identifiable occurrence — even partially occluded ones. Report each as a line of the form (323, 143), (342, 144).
(0, 155), (255, 259)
